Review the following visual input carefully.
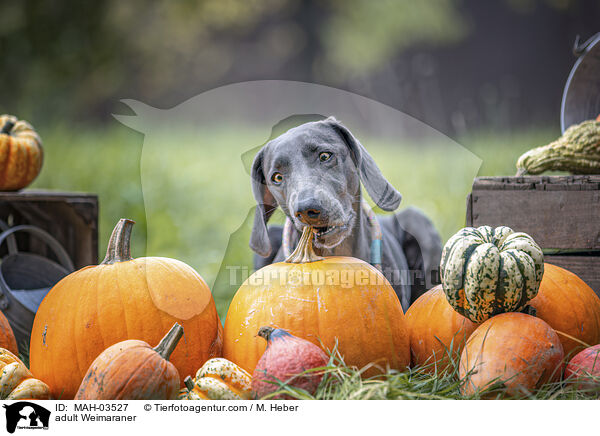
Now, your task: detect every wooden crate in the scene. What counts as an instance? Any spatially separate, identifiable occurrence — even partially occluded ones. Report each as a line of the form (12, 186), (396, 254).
(466, 176), (600, 297)
(0, 190), (98, 269)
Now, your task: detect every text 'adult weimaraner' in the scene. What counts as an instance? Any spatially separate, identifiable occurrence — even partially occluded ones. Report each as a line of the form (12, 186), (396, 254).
(250, 116), (442, 310)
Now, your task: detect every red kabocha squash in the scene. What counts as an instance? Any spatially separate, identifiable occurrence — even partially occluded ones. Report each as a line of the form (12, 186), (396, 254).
(0, 311), (17, 355)
(529, 263), (600, 359)
(252, 327), (329, 399)
(460, 313), (564, 397)
(564, 344), (600, 392)
(0, 115), (43, 191)
(405, 285), (479, 372)
(76, 323), (183, 400)
(223, 226), (410, 377)
(30, 219), (223, 399)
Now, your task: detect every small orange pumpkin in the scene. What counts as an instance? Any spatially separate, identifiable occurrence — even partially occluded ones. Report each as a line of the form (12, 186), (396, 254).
(223, 226), (410, 376)
(460, 313), (564, 397)
(405, 285), (479, 372)
(30, 219), (223, 399)
(76, 323), (183, 400)
(529, 263), (600, 359)
(0, 115), (43, 191)
(0, 311), (18, 355)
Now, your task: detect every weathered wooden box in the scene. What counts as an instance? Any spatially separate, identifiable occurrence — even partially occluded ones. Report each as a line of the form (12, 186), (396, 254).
(466, 176), (600, 297)
(0, 190), (98, 269)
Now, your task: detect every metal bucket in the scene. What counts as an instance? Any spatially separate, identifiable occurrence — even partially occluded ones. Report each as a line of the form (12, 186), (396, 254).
(561, 32), (600, 132)
(0, 224), (75, 352)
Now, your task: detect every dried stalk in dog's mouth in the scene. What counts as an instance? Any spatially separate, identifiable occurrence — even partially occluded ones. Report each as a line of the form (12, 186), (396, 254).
(285, 226), (324, 263)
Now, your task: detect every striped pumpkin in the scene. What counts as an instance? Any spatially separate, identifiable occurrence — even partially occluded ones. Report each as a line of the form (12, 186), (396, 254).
(178, 358), (252, 400)
(440, 226), (544, 323)
(0, 115), (43, 191)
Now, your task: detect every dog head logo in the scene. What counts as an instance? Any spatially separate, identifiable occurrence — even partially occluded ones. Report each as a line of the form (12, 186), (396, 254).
(3, 402), (50, 433)
(113, 80), (482, 301)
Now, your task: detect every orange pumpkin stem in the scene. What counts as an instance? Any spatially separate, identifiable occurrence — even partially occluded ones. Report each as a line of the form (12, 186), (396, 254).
(153, 323), (184, 361)
(0, 120), (14, 135)
(101, 218), (135, 265)
(183, 376), (195, 392)
(285, 226), (324, 264)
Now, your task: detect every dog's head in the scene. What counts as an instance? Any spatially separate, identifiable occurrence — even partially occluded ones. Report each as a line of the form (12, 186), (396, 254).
(250, 117), (402, 257)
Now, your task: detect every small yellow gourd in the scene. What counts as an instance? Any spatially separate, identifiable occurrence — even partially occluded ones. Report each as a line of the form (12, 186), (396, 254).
(0, 349), (50, 400)
(178, 358), (252, 400)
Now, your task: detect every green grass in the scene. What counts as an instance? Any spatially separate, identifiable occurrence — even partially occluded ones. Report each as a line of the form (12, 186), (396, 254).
(30, 123), (560, 320)
(259, 345), (598, 400)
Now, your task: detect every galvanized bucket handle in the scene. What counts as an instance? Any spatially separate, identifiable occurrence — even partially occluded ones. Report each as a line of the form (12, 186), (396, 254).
(0, 225), (74, 272)
(573, 32), (600, 57)
(0, 220), (17, 255)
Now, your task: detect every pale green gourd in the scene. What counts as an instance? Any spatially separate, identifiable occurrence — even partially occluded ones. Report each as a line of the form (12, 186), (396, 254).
(516, 119), (600, 175)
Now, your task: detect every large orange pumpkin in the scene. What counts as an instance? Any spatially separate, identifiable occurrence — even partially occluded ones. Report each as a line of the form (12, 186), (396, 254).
(30, 219), (223, 399)
(75, 323), (183, 400)
(405, 285), (478, 372)
(460, 312), (564, 397)
(0, 115), (43, 191)
(223, 226), (410, 376)
(0, 311), (18, 355)
(529, 263), (600, 359)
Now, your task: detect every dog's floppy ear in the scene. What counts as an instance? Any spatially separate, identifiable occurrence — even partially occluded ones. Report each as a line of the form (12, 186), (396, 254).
(249, 147), (277, 257)
(325, 117), (402, 211)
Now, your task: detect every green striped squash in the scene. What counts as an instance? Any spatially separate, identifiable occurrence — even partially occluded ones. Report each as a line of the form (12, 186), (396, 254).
(440, 226), (544, 323)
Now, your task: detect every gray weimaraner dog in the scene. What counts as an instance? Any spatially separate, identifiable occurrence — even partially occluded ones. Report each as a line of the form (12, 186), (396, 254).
(250, 117), (442, 310)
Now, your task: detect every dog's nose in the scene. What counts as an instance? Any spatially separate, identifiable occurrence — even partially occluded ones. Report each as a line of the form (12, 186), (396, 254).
(295, 199), (324, 225)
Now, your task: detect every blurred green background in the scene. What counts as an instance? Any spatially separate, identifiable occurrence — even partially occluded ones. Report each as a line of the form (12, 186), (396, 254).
(1, 0), (597, 319)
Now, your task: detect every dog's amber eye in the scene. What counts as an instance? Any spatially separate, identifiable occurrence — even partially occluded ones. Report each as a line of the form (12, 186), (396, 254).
(319, 152), (332, 162)
(271, 172), (283, 184)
